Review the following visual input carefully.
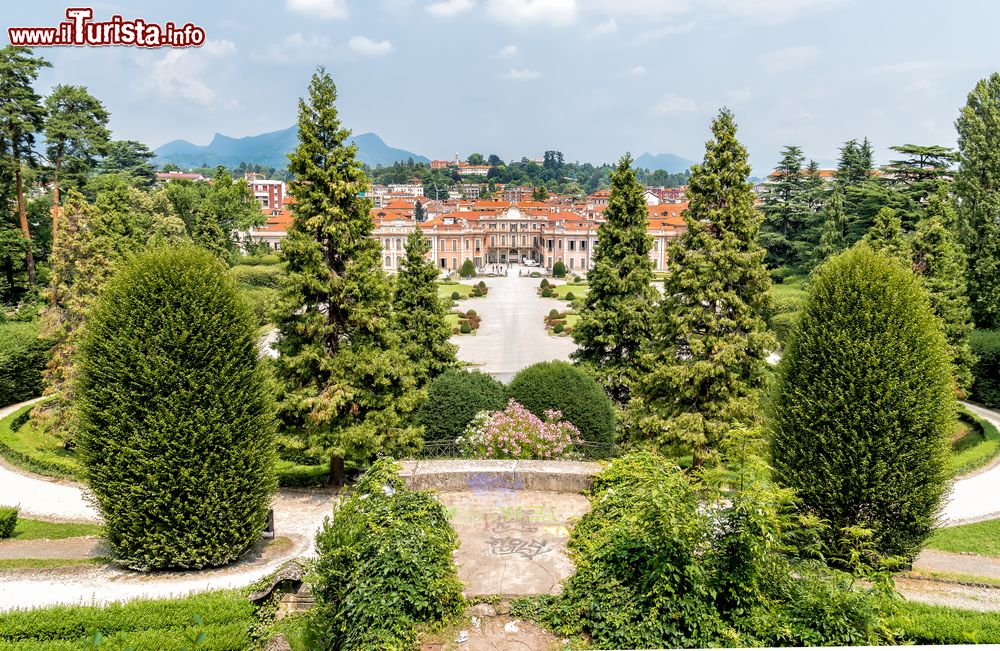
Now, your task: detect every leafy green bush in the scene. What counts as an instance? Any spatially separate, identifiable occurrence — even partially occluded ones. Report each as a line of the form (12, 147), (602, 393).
(0, 505), (17, 539)
(477, 280), (486, 289)
(309, 458), (463, 650)
(540, 279), (549, 288)
(508, 361), (615, 446)
(230, 264), (283, 288)
(242, 286), (278, 327)
(553, 323), (564, 334)
(237, 254), (281, 266)
(541, 287), (553, 297)
(75, 245), (277, 571)
(459, 259), (476, 278)
(540, 450), (894, 649)
(970, 329), (1000, 408)
(465, 309), (476, 317)
(276, 460), (329, 488)
(530, 271), (541, 278)
(553, 260), (567, 277)
(415, 370), (508, 442)
(450, 291), (461, 301)
(0, 590), (254, 650)
(889, 601), (1000, 644)
(549, 308), (559, 318)
(0, 321), (51, 406)
(564, 292), (575, 301)
(770, 246), (955, 562)
(459, 322), (472, 334)
(457, 399), (583, 459)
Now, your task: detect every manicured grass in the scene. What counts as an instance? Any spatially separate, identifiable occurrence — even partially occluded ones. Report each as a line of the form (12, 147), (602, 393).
(436, 282), (475, 301)
(0, 403), (84, 481)
(269, 613), (311, 651)
(275, 460), (328, 488)
(890, 600), (1000, 644)
(0, 590), (256, 650)
(0, 557), (106, 571)
(549, 282), (589, 300)
(10, 518), (102, 541)
(927, 517), (1000, 556)
(950, 408), (1000, 476)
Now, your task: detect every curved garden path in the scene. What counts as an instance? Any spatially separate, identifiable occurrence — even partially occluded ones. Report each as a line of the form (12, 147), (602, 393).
(940, 402), (1000, 526)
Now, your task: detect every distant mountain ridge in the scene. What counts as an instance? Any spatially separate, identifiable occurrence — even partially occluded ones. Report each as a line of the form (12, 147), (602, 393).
(154, 126), (429, 169)
(633, 152), (695, 173)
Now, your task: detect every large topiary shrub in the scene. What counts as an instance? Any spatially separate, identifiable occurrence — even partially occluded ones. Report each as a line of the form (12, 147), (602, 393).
(769, 246), (954, 563)
(508, 361), (615, 446)
(309, 458), (464, 650)
(416, 370), (508, 442)
(75, 245), (277, 570)
(970, 329), (1000, 408)
(0, 322), (51, 406)
(459, 259), (476, 278)
(552, 260), (567, 277)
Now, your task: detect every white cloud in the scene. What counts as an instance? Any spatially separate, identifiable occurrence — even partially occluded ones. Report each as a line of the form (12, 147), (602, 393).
(260, 32), (333, 63)
(706, 0), (845, 23)
(593, 17), (617, 33)
(650, 92), (699, 116)
(487, 0), (577, 26)
(625, 65), (646, 77)
(756, 45), (819, 74)
(498, 44), (519, 57)
(348, 35), (394, 56)
(501, 67), (542, 80)
(140, 39), (238, 108)
(426, 0), (476, 16)
(633, 21), (696, 45)
(286, 0), (348, 20)
(725, 88), (752, 104)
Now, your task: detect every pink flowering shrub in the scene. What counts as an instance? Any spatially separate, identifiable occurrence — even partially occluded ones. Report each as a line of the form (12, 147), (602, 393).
(456, 399), (584, 460)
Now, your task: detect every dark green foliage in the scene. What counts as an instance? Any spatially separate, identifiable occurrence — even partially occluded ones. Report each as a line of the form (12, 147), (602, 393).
(459, 259), (475, 277)
(564, 292), (575, 301)
(477, 280), (486, 288)
(394, 228), (457, 386)
(543, 450), (893, 649)
(549, 308), (559, 318)
(552, 260), (566, 277)
(759, 145), (812, 268)
(553, 323), (564, 334)
(541, 287), (552, 297)
(508, 361), (615, 445)
(309, 458), (464, 650)
(956, 73), (1000, 328)
(540, 278), (549, 288)
(572, 155), (657, 404)
(770, 246), (954, 562)
(275, 460), (329, 488)
(0, 321), (50, 405)
(450, 291), (461, 300)
(0, 505), (17, 539)
(971, 329), (1000, 408)
(632, 110), (773, 463)
(416, 370), (508, 442)
(230, 264), (283, 288)
(75, 246), (276, 570)
(459, 321), (472, 334)
(0, 590), (254, 650)
(889, 601), (1000, 644)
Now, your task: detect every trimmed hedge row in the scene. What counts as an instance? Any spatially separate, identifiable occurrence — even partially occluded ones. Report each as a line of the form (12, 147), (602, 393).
(416, 370), (508, 442)
(0, 506), (16, 539)
(509, 361), (616, 446)
(0, 322), (50, 406)
(971, 329), (1000, 409)
(231, 264), (284, 289)
(0, 403), (83, 481)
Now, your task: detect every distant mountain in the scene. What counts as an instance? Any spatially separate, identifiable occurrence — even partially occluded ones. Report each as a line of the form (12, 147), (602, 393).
(154, 127), (429, 169)
(633, 152), (695, 174)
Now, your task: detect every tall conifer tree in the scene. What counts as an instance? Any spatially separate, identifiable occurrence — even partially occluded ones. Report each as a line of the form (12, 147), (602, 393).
(759, 145), (810, 269)
(274, 68), (420, 484)
(631, 110), (773, 465)
(571, 154), (657, 404)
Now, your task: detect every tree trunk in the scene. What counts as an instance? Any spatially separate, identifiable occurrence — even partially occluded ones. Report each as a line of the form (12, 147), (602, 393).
(329, 455), (345, 487)
(691, 443), (705, 470)
(50, 163), (60, 305)
(15, 164), (35, 286)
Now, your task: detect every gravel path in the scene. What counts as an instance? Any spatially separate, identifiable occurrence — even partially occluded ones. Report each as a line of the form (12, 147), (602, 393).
(940, 402), (1000, 526)
(451, 265), (577, 382)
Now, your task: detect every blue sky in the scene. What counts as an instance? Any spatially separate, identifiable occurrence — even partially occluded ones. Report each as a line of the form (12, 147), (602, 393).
(4, 0), (999, 173)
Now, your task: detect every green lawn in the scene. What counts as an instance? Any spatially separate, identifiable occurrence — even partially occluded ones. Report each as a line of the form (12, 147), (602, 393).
(0, 403), (84, 481)
(9, 518), (102, 541)
(950, 409), (1000, 476)
(890, 600), (1000, 644)
(0, 590), (256, 650)
(549, 282), (589, 300)
(0, 557), (106, 571)
(436, 282), (475, 301)
(927, 517), (1000, 556)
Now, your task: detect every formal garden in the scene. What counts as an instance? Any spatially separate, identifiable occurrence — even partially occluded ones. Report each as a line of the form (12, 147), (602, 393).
(3, 60), (1000, 651)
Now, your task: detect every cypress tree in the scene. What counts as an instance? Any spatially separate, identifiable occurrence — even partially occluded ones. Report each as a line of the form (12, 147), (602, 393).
(955, 73), (1000, 328)
(273, 68), (420, 484)
(631, 110), (773, 465)
(75, 246), (276, 570)
(810, 187), (848, 269)
(770, 246), (954, 562)
(571, 154), (657, 404)
(393, 227), (457, 386)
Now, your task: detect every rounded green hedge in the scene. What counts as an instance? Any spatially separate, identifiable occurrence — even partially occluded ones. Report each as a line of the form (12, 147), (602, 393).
(542, 287), (553, 298)
(508, 361), (615, 446)
(459, 259), (476, 278)
(971, 329), (1000, 409)
(76, 245), (277, 571)
(416, 370), (508, 442)
(553, 260), (567, 277)
(0, 322), (51, 406)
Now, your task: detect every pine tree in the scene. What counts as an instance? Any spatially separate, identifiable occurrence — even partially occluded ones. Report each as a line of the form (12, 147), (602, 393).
(571, 154), (657, 404)
(911, 185), (976, 391)
(0, 46), (51, 285)
(836, 138), (893, 244)
(883, 144), (956, 229)
(43, 84), (111, 245)
(862, 207), (909, 262)
(770, 246), (954, 562)
(273, 68), (421, 485)
(393, 227), (457, 386)
(759, 145), (810, 269)
(811, 187), (848, 268)
(631, 110), (773, 465)
(955, 73), (1000, 328)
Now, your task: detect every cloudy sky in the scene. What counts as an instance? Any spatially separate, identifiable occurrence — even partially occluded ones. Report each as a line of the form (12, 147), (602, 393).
(5, 0), (999, 172)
